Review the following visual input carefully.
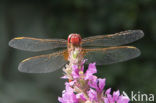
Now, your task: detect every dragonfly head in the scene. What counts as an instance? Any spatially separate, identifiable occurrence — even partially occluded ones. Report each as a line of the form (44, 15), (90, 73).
(68, 33), (82, 46)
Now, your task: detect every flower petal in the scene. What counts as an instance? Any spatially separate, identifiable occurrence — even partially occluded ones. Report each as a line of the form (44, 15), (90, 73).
(117, 95), (130, 103)
(85, 63), (97, 80)
(113, 90), (120, 101)
(88, 89), (98, 102)
(105, 88), (111, 95)
(98, 78), (106, 92)
(88, 75), (98, 89)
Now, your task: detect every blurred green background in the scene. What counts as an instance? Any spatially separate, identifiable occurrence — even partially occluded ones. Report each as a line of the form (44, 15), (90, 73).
(0, 0), (156, 103)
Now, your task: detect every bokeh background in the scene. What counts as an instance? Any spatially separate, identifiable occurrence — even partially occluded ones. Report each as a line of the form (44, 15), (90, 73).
(0, 0), (156, 103)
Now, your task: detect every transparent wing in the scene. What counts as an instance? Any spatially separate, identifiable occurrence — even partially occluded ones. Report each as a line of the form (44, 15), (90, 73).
(82, 30), (144, 47)
(18, 50), (68, 73)
(9, 37), (67, 52)
(83, 46), (141, 65)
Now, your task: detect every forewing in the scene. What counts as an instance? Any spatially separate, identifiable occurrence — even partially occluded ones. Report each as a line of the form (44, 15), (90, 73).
(82, 30), (144, 47)
(9, 37), (67, 52)
(18, 50), (68, 73)
(83, 46), (141, 65)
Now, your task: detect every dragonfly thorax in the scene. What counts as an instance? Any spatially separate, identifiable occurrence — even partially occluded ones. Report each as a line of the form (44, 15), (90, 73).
(68, 33), (82, 46)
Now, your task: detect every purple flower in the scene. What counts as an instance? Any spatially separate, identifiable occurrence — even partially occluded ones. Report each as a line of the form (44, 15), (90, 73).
(58, 92), (78, 103)
(76, 93), (86, 101)
(85, 63), (106, 92)
(104, 90), (118, 103)
(88, 75), (98, 89)
(106, 93), (114, 103)
(105, 88), (111, 95)
(72, 64), (84, 79)
(88, 88), (98, 102)
(72, 65), (79, 79)
(113, 90), (120, 101)
(58, 82), (79, 103)
(117, 95), (130, 103)
(103, 97), (109, 103)
(88, 77), (106, 93)
(97, 78), (106, 92)
(85, 62), (97, 80)
(104, 90), (130, 103)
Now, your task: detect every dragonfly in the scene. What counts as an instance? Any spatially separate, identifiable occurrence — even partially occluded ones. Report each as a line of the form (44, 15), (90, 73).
(9, 30), (144, 73)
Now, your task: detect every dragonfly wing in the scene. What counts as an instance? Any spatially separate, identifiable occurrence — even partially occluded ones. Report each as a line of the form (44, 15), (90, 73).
(18, 50), (68, 73)
(83, 46), (141, 65)
(9, 37), (67, 52)
(82, 30), (144, 46)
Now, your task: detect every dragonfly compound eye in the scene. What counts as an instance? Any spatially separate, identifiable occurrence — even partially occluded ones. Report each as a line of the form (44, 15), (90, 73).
(68, 33), (81, 45)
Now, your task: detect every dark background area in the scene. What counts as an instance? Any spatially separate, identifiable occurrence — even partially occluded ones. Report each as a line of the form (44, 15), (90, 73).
(0, 0), (156, 103)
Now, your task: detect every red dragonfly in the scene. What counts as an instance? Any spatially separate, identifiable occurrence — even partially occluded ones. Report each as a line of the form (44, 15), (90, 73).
(9, 30), (144, 73)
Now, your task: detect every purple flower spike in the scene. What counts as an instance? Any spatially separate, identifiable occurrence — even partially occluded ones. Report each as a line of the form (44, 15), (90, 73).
(59, 48), (130, 103)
